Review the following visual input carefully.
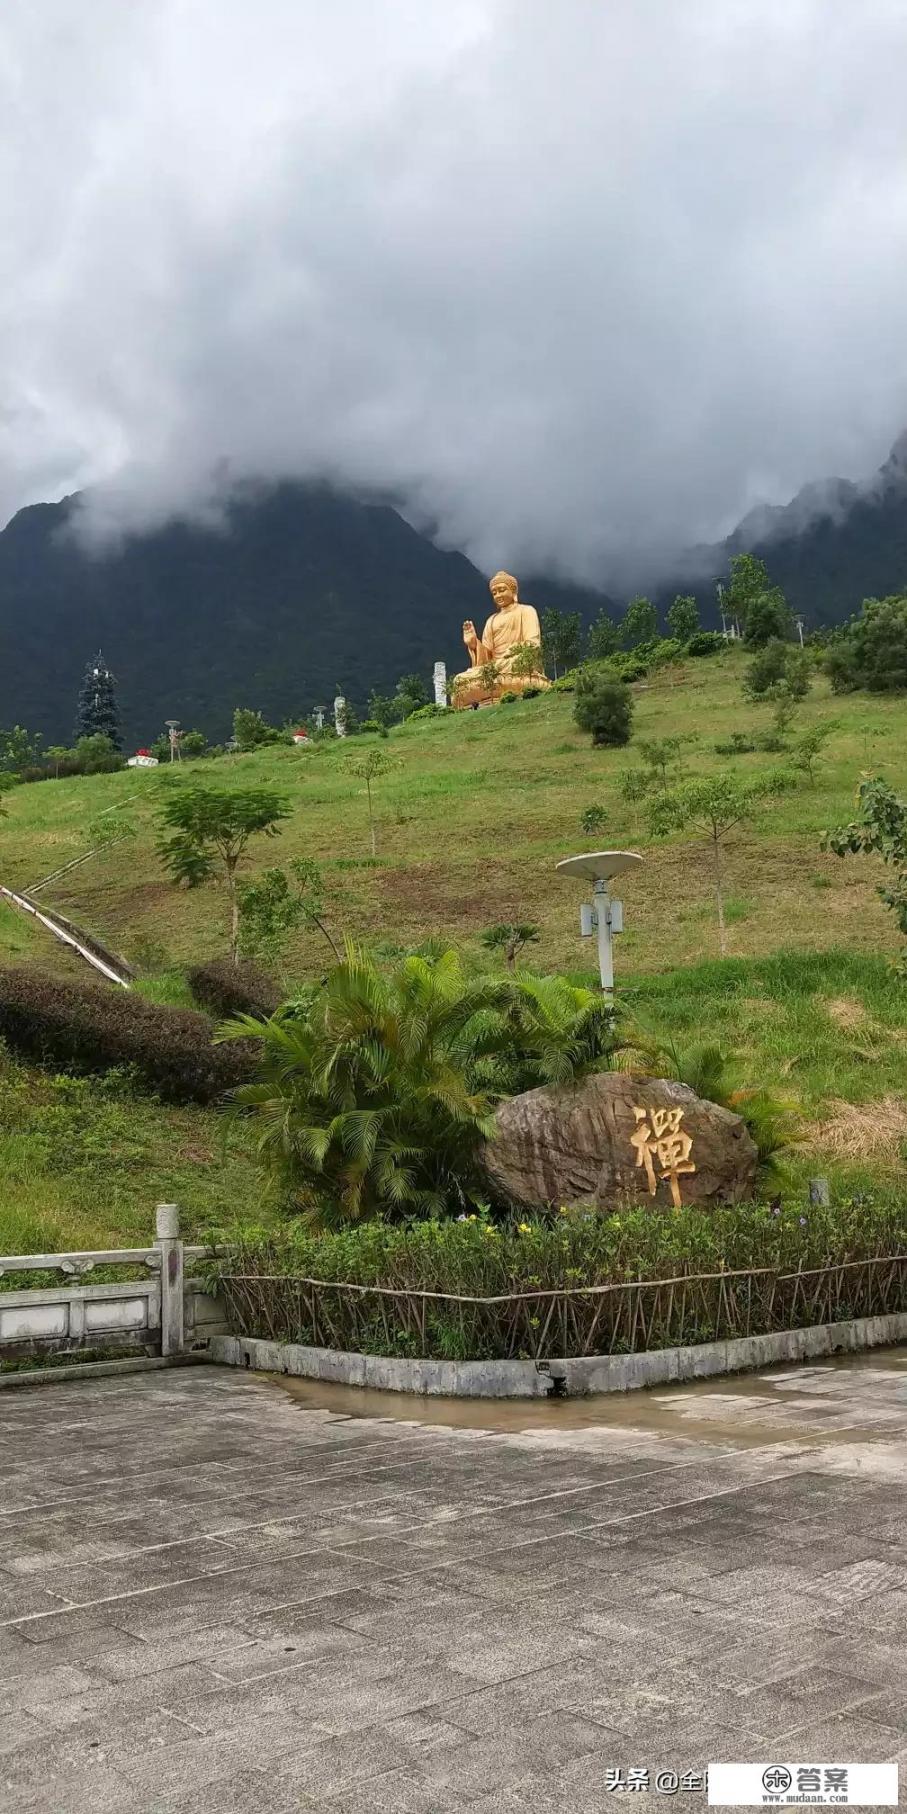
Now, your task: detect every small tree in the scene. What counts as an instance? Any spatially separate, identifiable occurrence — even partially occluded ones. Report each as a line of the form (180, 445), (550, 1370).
(509, 640), (544, 683)
(233, 708), (282, 751)
(238, 858), (341, 965)
(0, 726), (41, 774)
(792, 721), (834, 786)
(76, 653), (122, 748)
(666, 594), (700, 642)
(745, 638), (810, 700)
(367, 691), (402, 730)
(574, 673), (634, 747)
(587, 610), (620, 660)
(725, 554), (792, 646)
(478, 659), (502, 696)
(540, 608), (583, 679)
(580, 804), (608, 836)
(45, 745), (71, 779)
(394, 673), (430, 718)
(480, 922), (541, 970)
(648, 771), (791, 955)
(156, 784), (291, 964)
(621, 595), (658, 648)
(347, 747), (393, 856)
(619, 738), (688, 805)
(824, 778), (907, 969)
(766, 684), (798, 744)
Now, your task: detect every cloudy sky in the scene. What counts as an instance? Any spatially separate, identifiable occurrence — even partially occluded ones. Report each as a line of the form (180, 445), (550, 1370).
(3, 0), (907, 583)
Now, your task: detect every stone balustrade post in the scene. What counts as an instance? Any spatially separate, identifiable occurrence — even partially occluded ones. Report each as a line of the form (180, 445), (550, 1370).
(155, 1202), (184, 1357)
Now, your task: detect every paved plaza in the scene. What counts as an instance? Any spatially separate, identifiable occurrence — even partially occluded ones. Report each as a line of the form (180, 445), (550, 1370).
(0, 1356), (905, 1812)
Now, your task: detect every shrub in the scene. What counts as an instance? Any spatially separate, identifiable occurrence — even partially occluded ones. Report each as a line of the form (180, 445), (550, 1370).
(499, 691), (519, 705)
(405, 702), (442, 721)
(0, 968), (255, 1103)
(180, 729), (208, 758)
(613, 654), (648, 682)
(187, 958), (281, 1020)
(521, 685), (543, 699)
(573, 672), (634, 747)
(744, 638), (811, 700)
(825, 591), (907, 693)
(232, 707), (283, 751)
(650, 637), (685, 667)
(212, 1196), (907, 1360)
(714, 731), (757, 756)
(75, 734), (123, 774)
(686, 631), (725, 657)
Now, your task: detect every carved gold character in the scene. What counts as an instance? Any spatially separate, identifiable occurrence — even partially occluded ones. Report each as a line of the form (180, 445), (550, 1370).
(630, 1105), (696, 1209)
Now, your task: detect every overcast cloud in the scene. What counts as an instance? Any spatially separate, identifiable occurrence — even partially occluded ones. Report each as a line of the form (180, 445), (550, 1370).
(2, 0), (907, 584)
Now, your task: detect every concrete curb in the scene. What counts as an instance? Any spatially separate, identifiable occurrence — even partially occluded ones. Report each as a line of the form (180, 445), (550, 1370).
(209, 1308), (907, 1398)
(0, 1355), (184, 1391)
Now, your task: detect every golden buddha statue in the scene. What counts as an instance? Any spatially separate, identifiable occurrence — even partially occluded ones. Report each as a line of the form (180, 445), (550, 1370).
(452, 570), (551, 708)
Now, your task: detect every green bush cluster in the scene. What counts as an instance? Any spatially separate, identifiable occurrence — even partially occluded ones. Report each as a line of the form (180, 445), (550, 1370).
(825, 590), (907, 693)
(214, 1196), (906, 1295)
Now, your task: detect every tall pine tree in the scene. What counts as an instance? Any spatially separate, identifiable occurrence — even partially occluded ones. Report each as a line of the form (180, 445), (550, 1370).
(75, 653), (122, 748)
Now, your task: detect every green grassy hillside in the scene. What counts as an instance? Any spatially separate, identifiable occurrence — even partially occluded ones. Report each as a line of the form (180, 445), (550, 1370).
(1, 644), (906, 1245)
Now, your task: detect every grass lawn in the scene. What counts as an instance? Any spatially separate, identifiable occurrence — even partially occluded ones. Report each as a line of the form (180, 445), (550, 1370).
(0, 645), (905, 1248)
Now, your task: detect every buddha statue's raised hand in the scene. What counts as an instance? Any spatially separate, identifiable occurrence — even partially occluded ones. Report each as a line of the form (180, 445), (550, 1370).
(462, 620), (479, 655)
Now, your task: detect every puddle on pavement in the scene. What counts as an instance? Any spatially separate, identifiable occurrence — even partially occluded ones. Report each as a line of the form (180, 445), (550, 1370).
(262, 1343), (907, 1449)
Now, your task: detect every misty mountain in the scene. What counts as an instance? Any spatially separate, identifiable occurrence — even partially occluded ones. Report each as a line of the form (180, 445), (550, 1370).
(672, 430), (907, 624)
(1, 428), (905, 749)
(0, 484), (608, 746)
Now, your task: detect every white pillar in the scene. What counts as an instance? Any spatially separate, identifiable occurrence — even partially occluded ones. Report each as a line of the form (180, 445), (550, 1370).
(333, 696), (347, 737)
(313, 707), (325, 731)
(433, 662), (448, 708)
(155, 1202), (184, 1357)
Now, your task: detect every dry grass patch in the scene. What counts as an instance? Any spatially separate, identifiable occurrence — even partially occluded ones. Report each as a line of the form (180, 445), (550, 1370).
(810, 1095), (907, 1164)
(825, 996), (871, 1033)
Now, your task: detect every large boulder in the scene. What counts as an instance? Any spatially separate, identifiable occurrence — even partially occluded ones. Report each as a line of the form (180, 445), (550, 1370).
(482, 1073), (758, 1211)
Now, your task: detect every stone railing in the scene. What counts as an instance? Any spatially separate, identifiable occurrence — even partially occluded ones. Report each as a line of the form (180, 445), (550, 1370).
(0, 1204), (227, 1364)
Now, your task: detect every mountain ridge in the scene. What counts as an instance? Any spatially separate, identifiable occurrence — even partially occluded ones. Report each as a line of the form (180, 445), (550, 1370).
(1, 431), (905, 745)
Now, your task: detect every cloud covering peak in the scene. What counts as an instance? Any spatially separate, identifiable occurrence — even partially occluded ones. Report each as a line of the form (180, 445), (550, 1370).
(3, 0), (907, 583)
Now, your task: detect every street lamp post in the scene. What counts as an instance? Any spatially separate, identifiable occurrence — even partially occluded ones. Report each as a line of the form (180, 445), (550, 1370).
(556, 850), (643, 994)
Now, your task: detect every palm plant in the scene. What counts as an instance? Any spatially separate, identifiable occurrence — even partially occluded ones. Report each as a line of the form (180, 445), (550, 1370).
(472, 974), (621, 1097)
(220, 949), (622, 1225)
(631, 1030), (799, 1172)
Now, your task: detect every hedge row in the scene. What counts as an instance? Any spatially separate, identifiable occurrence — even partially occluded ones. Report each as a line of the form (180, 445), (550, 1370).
(186, 957), (281, 1021)
(0, 967), (257, 1103)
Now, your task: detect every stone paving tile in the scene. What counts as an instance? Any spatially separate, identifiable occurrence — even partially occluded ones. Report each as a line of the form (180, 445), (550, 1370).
(854, 1692), (907, 1733)
(0, 1360), (904, 1813)
(775, 1709), (905, 1762)
(149, 1768), (302, 1814)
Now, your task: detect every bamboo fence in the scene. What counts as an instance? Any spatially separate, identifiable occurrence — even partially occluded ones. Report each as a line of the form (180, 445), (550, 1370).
(218, 1253), (907, 1361)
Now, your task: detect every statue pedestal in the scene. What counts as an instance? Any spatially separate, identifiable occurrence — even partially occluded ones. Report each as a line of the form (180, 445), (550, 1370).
(451, 672), (550, 711)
